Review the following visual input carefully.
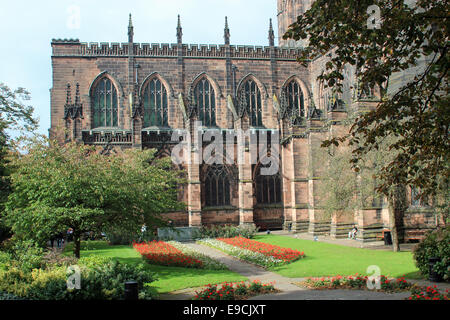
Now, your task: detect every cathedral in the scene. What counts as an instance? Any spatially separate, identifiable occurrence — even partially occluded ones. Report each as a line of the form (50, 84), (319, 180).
(50, 0), (438, 242)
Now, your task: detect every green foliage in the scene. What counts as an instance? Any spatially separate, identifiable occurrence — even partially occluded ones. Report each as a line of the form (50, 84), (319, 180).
(318, 131), (402, 219)
(105, 227), (157, 245)
(0, 83), (37, 244)
(0, 251), (11, 271)
(0, 256), (157, 300)
(4, 138), (184, 257)
(193, 281), (276, 300)
(284, 0), (449, 200)
(413, 226), (450, 281)
(193, 224), (259, 240)
(7, 239), (44, 272)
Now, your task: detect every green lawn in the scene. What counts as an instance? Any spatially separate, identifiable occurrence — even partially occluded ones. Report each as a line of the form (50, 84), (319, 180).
(64, 241), (247, 294)
(253, 235), (422, 279)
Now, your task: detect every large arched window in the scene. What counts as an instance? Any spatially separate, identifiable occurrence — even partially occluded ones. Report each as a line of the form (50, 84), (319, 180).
(142, 77), (168, 127)
(254, 163), (282, 205)
(193, 77), (216, 127)
(284, 80), (305, 117)
(203, 164), (231, 207)
(240, 79), (263, 127)
(91, 77), (118, 128)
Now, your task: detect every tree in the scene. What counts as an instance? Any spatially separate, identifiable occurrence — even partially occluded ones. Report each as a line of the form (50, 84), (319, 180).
(318, 120), (404, 249)
(0, 83), (38, 241)
(4, 138), (184, 258)
(284, 0), (449, 251)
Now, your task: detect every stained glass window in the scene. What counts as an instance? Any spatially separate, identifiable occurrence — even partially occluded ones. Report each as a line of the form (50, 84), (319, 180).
(254, 163), (282, 205)
(91, 77), (118, 128)
(284, 80), (305, 117)
(241, 80), (263, 127)
(142, 78), (168, 127)
(193, 78), (216, 127)
(204, 164), (231, 207)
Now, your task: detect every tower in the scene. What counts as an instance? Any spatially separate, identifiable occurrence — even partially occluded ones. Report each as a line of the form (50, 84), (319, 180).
(277, 0), (311, 47)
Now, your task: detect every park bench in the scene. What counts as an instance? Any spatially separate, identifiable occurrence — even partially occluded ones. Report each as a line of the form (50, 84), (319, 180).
(376, 229), (391, 241)
(406, 230), (426, 242)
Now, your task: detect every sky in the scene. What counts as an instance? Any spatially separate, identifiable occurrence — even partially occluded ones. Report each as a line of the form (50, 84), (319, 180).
(0, 0), (278, 136)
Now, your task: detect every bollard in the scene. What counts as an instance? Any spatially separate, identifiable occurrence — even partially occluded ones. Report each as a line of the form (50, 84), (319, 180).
(124, 281), (139, 300)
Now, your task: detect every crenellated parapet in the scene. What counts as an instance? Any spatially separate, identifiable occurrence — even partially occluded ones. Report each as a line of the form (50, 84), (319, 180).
(52, 40), (302, 61)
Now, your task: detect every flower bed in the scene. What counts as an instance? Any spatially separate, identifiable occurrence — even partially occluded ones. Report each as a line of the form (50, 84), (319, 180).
(193, 280), (277, 300)
(298, 274), (413, 292)
(133, 241), (226, 270)
(218, 237), (304, 263)
(198, 239), (284, 268)
(408, 285), (449, 300)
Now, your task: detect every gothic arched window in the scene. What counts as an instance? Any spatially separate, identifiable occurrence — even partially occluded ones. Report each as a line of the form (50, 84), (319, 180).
(240, 79), (263, 127)
(203, 164), (231, 207)
(142, 78), (168, 127)
(284, 80), (305, 117)
(91, 77), (118, 128)
(193, 78), (216, 127)
(254, 163), (282, 205)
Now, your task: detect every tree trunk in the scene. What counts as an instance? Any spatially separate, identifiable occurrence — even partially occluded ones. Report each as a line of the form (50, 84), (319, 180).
(388, 196), (401, 252)
(73, 230), (81, 259)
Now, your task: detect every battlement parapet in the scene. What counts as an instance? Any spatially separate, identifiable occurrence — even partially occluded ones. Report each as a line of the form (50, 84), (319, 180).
(52, 41), (302, 60)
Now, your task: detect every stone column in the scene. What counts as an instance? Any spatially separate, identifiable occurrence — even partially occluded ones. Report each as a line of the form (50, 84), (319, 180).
(186, 116), (202, 227)
(236, 117), (254, 226)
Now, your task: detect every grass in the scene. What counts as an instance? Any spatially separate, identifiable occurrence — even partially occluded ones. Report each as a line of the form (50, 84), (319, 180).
(63, 241), (247, 294)
(253, 235), (422, 279)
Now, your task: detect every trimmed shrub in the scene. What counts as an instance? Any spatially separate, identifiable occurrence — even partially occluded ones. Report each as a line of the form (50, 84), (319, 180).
(413, 226), (450, 281)
(105, 229), (157, 245)
(193, 224), (259, 240)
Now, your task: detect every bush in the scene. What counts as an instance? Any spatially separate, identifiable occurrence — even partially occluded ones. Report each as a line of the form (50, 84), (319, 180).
(7, 239), (44, 272)
(413, 226), (450, 281)
(0, 291), (22, 300)
(0, 251), (10, 270)
(105, 229), (157, 245)
(193, 224), (259, 240)
(0, 256), (157, 300)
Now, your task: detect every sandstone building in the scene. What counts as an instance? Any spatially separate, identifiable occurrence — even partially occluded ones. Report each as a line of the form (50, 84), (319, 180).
(50, 0), (438, 242)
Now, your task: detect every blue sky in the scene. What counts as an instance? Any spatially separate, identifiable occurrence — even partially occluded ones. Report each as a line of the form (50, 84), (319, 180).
(0, 0), (278, 136)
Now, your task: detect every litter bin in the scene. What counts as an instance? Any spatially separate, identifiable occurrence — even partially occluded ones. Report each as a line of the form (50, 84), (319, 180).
(124, 281), (139, 300)
(384, 231), (392, 245)
(428, 257), (443, 282)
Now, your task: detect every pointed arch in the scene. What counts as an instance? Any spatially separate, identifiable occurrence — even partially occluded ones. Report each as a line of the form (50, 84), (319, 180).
(89, 71), (124, 97)
(200, 162), (237, 207)
(140, 73), (170, 128)
(252, 158), (282, 205)
(237, 74), (267, 127)
(237, 73), (269, 98)
(281, 75), (310, 117)
(89, 72), (121, 128)
(190, 72), (223, 98)
(190, 73), (221, 127)
(280, 75), (310, 97)
(139, 72), (174, 98)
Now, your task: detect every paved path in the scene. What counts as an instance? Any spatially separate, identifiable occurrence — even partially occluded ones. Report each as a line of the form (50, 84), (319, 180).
(158, 241), (449, 301)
